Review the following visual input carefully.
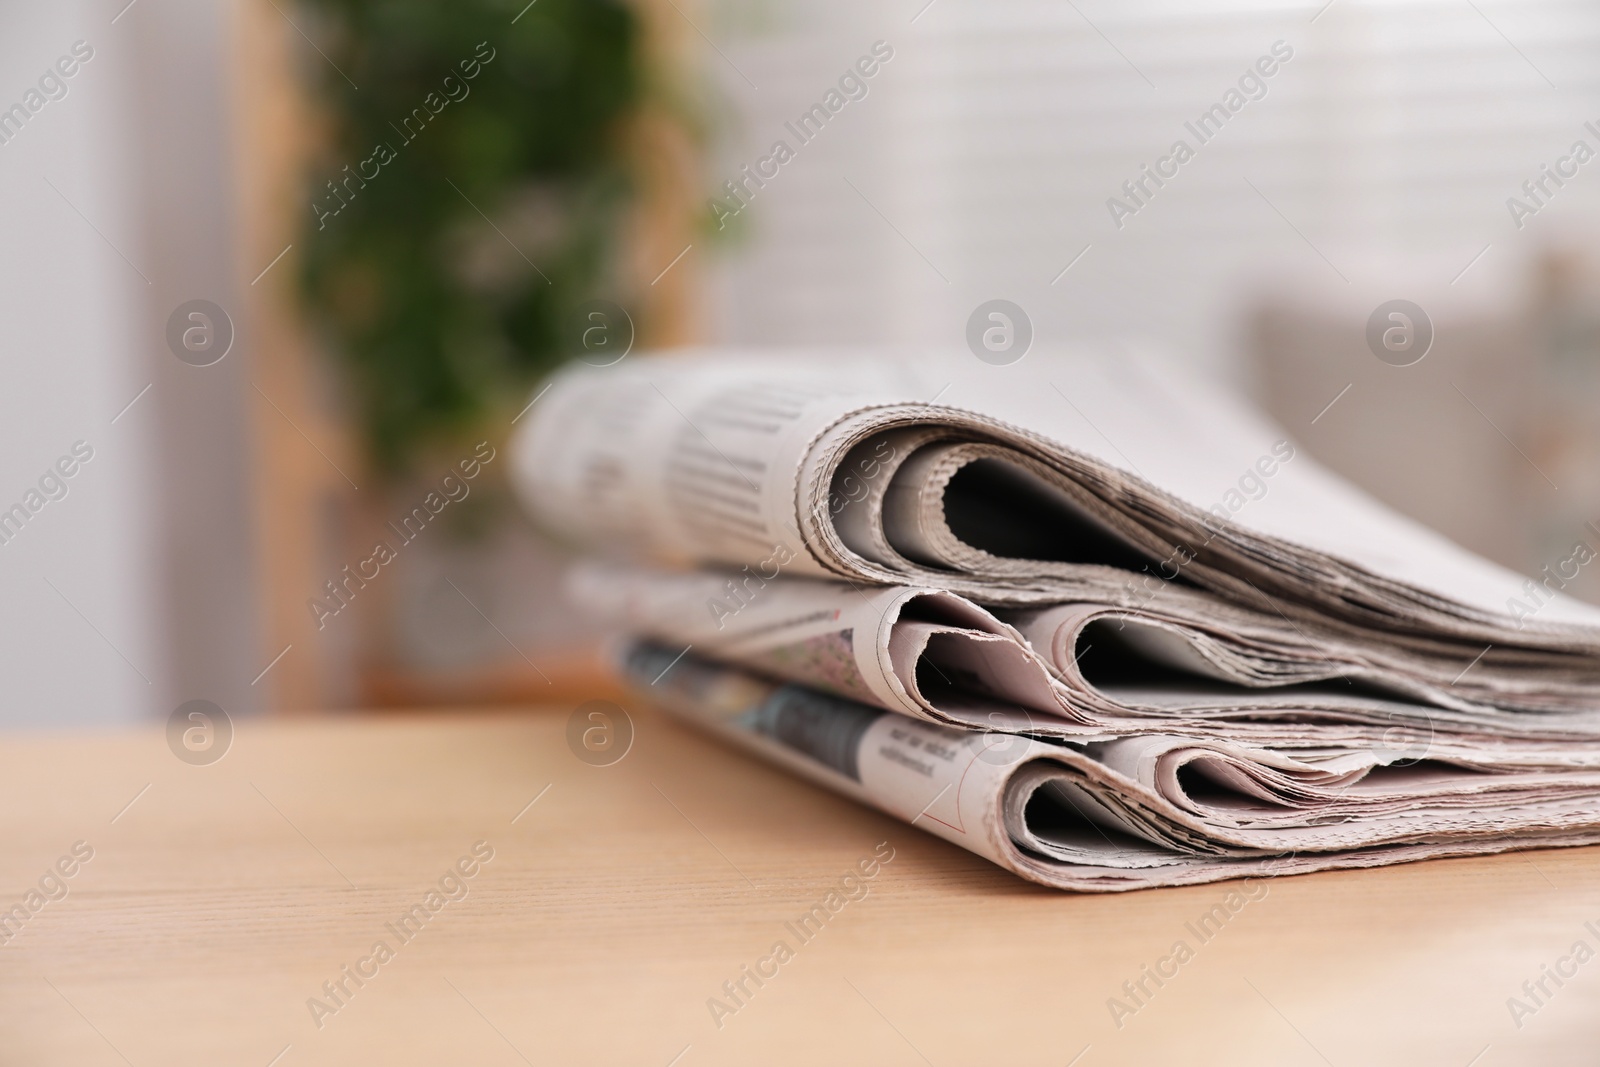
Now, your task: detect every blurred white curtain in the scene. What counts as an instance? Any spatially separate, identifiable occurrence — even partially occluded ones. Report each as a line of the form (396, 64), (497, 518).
(701, 0), (1600, 380)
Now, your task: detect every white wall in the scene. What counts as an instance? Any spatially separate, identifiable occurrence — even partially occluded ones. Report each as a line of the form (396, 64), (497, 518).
(0, 0), (262, 728)
(0, 2), (159, 726)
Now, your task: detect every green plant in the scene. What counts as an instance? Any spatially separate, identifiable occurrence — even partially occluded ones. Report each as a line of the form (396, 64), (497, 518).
(297, 0), (640, 473)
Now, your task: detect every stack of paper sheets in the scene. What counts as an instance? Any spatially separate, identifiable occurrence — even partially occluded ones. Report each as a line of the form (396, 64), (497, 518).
(510, 347), (1600, 891)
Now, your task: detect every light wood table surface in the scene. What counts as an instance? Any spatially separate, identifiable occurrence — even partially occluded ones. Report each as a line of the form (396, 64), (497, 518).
(3, 701), (1598, 1066)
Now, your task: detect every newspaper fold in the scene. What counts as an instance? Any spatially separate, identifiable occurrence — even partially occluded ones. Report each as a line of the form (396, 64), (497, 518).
(570, 563), (1600, 744)
(511, 350), (1600, 674)
(628, 644), (1600, 892)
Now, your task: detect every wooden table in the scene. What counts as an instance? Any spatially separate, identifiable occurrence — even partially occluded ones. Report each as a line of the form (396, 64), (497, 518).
(4, 701), (1598, 1066)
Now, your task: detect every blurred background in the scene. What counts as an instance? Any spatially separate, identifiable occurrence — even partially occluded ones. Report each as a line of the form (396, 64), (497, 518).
(5, 0), (1600, 726)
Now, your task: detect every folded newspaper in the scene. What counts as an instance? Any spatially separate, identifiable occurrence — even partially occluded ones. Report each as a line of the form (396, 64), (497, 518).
(511, 347), (1600, 891)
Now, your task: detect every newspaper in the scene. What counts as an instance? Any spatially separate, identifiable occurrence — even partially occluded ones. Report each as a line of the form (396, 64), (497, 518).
(569, 562), (1600, 742)
(513, 347), (1600, 889)
(626, 644), (1600, 892)
(512, 348), (1600, 661)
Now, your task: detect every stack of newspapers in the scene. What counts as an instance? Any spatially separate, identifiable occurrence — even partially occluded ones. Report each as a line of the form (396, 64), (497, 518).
(510, 348), (1600, 891)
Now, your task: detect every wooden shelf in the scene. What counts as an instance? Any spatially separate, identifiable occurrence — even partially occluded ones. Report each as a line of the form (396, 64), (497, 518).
(230, 0), (702, 712)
